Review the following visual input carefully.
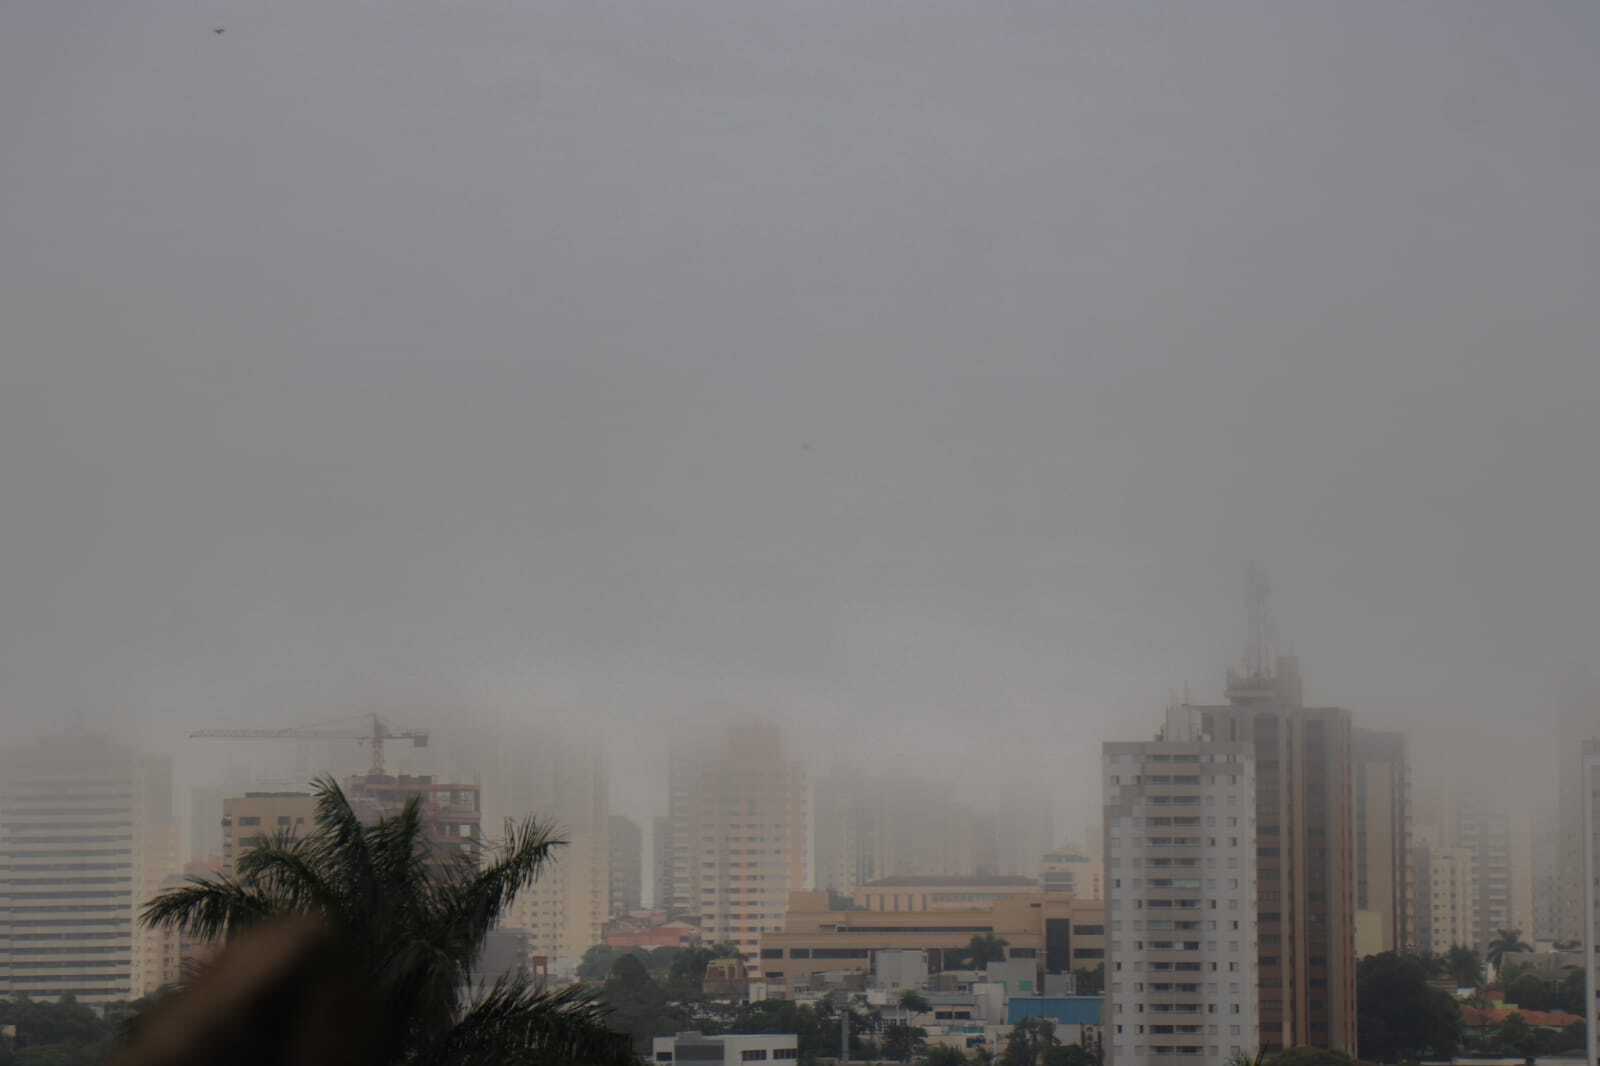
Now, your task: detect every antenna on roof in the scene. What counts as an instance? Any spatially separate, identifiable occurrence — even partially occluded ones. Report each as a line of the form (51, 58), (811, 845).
(1244, 562), (1277, 679)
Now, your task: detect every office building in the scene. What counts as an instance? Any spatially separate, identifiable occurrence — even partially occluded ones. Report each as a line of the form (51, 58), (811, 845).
(666, 721), (807, 972)
(0, 736), (175, 1004)
(609, 814), (643, 917)
(1453, 790), (1513, 951)
(760, 890), (1105, 995)
(1103, 704), (1260, 1066)
(1183, 654), (1357, 1054)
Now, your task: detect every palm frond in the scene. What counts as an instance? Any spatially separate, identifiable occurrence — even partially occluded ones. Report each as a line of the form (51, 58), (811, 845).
(235, 836), (348, 921)
(307, 775), (377, 898)
(418, 973), (637, 1066)
(434, 817), (564, 951)
(139, 875), (281, 941)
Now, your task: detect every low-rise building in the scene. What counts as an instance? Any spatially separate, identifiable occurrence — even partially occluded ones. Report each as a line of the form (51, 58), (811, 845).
(758, 890), (1105, 996)
(853, 875), (1039, 912)
(652, 1032), (798, 1065)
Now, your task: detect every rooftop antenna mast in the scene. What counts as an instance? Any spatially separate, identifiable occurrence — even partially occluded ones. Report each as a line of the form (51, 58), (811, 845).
(1244, 561), (1277, 679)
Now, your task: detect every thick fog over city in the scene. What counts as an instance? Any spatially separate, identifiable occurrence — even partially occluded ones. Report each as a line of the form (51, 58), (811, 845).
(2, 3), (1600, 1062)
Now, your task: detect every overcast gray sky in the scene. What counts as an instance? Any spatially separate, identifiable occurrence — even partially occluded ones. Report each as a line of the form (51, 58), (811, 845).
(3, 0), (1598, 828)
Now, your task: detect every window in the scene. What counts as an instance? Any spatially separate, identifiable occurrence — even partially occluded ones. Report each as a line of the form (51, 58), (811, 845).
(656, 1055), (673, 1063)
(238, 816), (261, 826)
(774, 1051), (798, 1061)
(741, 1051), (769, 1062)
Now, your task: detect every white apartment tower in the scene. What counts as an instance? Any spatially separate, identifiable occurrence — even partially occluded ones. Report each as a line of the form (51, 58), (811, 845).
(1104, 705), (1259, 1066)
(0, 736), (176, 1004)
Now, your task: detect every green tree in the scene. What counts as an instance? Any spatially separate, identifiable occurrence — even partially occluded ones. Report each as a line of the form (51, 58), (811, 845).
(1556, 967), (1586, 1013)
(1356, 952), (1462, 1063)
(1002, 1017), (1058, 1066)
(1488, 929), (1533, 972)
(950, 933), (1010, 969)
(1272, 1048), (1356, 1066)
(666, 943), (741, 1000)
(1443, 945), (1484, 988)
(1072, 965), (1104, 995)
(899, 989), (932, 1014)
(883, 1021), (928, 1062)
(1505, 972), (1553, 1011)
(1498, 1012), (1540, 1065)
(601, 953), (673, 1050)
(141, 776), (633, 1066)
(925, 1046), (970, 1066)
(1042, 1045), (1096, 1066)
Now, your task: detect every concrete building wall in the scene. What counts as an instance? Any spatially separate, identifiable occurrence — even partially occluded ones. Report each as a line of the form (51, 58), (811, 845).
(1103, 708), (1259, 1066)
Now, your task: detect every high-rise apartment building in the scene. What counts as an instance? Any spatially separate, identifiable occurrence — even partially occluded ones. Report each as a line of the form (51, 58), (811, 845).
(1426, 845), (1478, 952)
(1184, 655), (1357, 1055)
(608, 814), (643, 917)
(666, 721), (807, 972)
(1104, 704), (1260, 1066)
(0, 736), (175, 1004)
(1353, 729), (1413, 953)
(448, 713), (610, 973)
(1454, 790), (1512, 951)
(652, 815), (673, 914)
(1579, 745), (1600, 1066)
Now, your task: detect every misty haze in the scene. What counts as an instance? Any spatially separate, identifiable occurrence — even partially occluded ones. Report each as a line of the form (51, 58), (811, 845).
(2, 3), (1599, 1066)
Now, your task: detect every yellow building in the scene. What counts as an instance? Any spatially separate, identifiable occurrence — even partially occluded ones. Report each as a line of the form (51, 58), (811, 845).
(757, 889), (1105, 995)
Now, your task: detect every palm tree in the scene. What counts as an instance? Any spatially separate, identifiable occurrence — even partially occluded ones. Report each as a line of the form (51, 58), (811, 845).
(1487, 929), (1533, 972)
(141, 776), (634, 1066)
(1443, 944), (1484, 989)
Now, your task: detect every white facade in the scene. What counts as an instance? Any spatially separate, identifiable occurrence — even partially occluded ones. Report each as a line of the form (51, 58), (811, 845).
(1103, 706), (1258, 1066)
(0, 736), (175, 1004)
(652, 1032), (799, 1066)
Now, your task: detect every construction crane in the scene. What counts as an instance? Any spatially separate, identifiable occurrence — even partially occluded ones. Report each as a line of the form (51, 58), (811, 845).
(189, 712), (429, 775)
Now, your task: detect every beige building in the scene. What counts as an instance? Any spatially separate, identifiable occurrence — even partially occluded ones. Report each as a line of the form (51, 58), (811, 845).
(132, 818), (181, 995)
(758, 890), (1105, 994)
(0, 737), (175, 1004)
(667, 721), (808, 973)
(852, 875), (1040, 912)
(221, 792), (317, 876)
(479, 720), (609, 973)
(1041, 847), (1104, 901)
